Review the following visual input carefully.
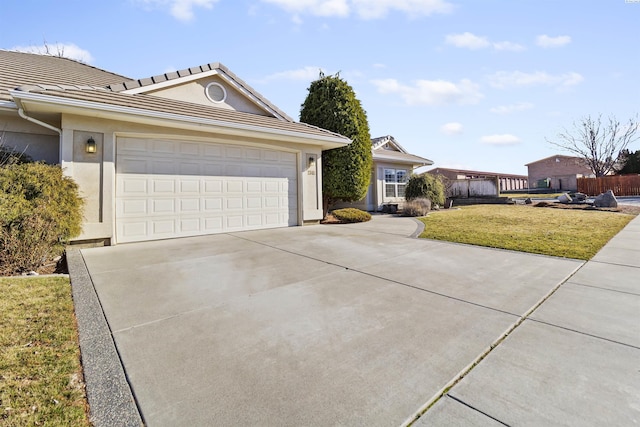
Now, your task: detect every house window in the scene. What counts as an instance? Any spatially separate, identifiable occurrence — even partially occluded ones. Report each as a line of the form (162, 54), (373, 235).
(384, 168), (407, 198)
(205, 82), (227, 103)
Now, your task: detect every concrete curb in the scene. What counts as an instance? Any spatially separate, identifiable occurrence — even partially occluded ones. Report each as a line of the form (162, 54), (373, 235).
(66, 248), (143, 426)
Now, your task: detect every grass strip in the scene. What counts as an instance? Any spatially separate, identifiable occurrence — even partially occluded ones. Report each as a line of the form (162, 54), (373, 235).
(418, 205), (633, 260)
(0, 276), (89, 426)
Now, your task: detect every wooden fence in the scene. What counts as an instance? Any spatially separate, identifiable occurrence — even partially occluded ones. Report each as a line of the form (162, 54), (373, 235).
(577, 175), (640, 196)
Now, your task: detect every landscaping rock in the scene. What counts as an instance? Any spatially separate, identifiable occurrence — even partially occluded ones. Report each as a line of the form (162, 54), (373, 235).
(558, 193), (572, 204)
(571, 192), (587, 203)
(525, 198), (533, 205)
(594, 190), (618, 208)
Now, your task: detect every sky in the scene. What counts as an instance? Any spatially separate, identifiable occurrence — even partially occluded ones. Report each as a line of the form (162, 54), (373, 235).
(2, 0), (639, 175)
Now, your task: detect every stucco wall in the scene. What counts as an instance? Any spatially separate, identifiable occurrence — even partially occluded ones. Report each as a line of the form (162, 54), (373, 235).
(148, 75), (269, 116)
(61, 114), (324, 243)
(0, 113), (60, 163)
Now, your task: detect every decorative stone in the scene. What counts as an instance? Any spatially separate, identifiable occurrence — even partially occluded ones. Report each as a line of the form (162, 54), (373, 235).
(594, 190), (618, 208)
(558, 193), (572, 204)
(525, 198), (533, 204)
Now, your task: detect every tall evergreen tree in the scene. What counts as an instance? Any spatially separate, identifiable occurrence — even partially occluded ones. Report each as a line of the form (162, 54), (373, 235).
(300, 73), (372, 215)
(617, 149), (640, 174)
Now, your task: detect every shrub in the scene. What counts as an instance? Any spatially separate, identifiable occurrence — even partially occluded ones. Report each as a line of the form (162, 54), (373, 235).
(0, 143), (32, 166)
(402, 198), (431, 217)
(405, 174), (445, 206)
(0, 163), (83, 274)
(331, 208), (372, 223)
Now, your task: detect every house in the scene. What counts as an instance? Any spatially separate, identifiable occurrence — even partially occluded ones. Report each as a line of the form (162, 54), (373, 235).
(335, 135), (433, 211)
(526, 155), (594, 191)
(0, 50), (350, 244)
(427, 167), (528, 192)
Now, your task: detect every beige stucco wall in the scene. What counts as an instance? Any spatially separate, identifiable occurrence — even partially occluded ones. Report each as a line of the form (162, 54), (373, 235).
(147, 75), (269, 116)
(0, 112), (60, 163)
(60, 113), (325, 244)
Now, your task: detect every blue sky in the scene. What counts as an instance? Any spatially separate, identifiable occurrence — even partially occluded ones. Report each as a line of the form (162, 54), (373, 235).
(2, 0), (639, 175)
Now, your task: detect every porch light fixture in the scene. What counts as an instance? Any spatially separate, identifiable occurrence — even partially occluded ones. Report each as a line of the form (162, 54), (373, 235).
(86, 137), (97, 153)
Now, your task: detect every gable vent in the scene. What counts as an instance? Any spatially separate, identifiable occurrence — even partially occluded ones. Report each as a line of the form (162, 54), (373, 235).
(205, 82), (227, 103)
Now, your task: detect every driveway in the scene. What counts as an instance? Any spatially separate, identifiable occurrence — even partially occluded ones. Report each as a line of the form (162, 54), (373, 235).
(74, 216), (586, 426)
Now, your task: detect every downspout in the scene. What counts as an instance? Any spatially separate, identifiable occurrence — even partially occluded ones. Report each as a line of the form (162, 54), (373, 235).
(17, 107), (62, 135)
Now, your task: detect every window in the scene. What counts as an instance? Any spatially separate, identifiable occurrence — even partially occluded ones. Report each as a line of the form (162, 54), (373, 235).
(384, 168), (407, 198)
(205, 82), (227, 103)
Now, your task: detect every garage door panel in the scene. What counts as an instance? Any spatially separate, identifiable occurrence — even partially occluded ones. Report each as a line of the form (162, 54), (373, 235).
(116, 138), (298, 243)
(180, 199), (200, 212)
(152, 179), (175, 193)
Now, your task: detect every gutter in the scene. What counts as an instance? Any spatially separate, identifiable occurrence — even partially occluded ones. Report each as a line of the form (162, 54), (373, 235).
(15, 100), (61, 135)
(10, 90), (349, 148)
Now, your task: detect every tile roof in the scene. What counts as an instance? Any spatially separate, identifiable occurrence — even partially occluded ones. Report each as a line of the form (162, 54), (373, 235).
(373, 149), (433, 166)
(2, 50), (348, 144)
(0, 50), (130, 102)
(13, 85), (349, 142)
(426, 167), (528, 179)
(108, 62), (294, 122)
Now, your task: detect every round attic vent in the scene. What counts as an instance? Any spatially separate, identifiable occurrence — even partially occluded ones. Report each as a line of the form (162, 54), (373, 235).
(205, 82), (227, 103)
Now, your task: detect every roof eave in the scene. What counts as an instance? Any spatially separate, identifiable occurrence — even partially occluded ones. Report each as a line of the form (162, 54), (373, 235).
(10, 90), (350, 149)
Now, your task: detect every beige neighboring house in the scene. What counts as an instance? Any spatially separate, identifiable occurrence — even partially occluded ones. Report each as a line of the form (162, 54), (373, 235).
(526, 155), (594, 191)
(427, 168), (528, 192)
(336, 135), (433, 211)
(0, 50), (350, 245)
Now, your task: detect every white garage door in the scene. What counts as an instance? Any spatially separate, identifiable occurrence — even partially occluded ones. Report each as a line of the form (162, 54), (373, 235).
(116, 137), (298, 243)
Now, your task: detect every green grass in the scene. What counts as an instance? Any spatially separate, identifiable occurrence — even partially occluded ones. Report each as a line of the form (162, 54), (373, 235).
(0, 276), (90, 426)
(418, 205), (634, 260)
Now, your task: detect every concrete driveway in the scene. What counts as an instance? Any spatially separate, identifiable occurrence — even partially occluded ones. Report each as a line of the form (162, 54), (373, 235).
(73, 215), (588, 426)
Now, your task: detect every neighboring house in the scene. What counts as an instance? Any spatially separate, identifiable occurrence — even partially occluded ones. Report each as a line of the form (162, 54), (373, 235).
(0, 50), (350, 244)
(427, 168), (528, 192)
(336, 135), (433, 211)
(526, 155), (594, 191)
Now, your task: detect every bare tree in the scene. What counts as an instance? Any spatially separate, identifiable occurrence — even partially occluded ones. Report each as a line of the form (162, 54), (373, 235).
(546, 114), (640, 177)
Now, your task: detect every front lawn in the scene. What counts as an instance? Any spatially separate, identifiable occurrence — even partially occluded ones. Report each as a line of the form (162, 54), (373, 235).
(418, 205), (634, 260)
(0, 276), (89, 426)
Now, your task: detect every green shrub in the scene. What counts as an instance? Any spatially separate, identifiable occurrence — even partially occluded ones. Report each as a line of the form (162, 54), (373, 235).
(0, 163), (83, 274)
(402, 198), (431, 217)
(405, 174), (445, 206)
(331, 208), (372, 223)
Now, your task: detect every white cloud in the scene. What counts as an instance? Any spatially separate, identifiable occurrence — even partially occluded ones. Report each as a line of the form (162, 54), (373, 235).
(488, 71), (584, 88)
(137, 0), (219, 22)
(260, 0), (454, 20)
(371, 78), (483, 106)
(480, 134), (521, 145)
(445, 32), (525, 51)
(351, 0), (454, 19)
(489, 102), (534, 114)
(373, 63), (387, 69)
(536, 34), (572, 48)
(11, 43), (94, 63)
(262, 66), (328, 82)
(445, 32), (490, 49)
(441, 122), (463, 135)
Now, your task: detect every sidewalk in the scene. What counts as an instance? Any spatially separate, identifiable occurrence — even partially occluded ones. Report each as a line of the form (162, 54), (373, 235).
(414, 214), (640, 426)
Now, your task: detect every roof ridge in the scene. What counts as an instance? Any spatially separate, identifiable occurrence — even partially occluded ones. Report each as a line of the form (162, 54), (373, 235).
(108, 61), (295, 122)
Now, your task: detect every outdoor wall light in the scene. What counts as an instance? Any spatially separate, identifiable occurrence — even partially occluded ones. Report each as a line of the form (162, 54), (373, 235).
(86, 137), (97, 153)
(308, 156), (315, 167)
